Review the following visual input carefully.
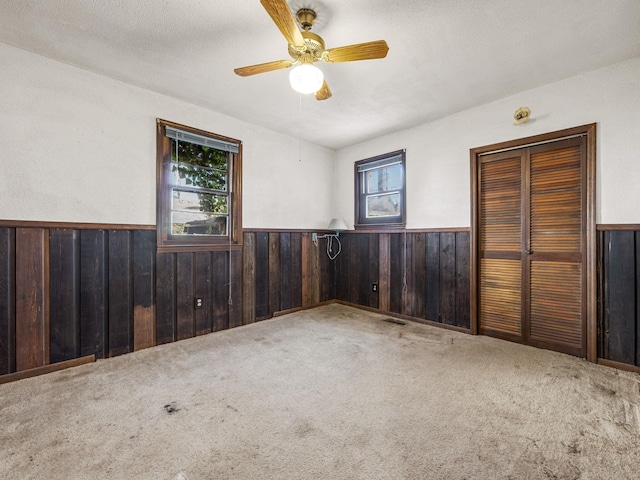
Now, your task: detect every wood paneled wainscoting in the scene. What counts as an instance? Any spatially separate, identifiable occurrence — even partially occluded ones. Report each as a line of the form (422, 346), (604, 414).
(333, 230), (471, 331)
(597, 225), (640, 373)
(4, 221), (640, 379)
(0, 223), (332, 380)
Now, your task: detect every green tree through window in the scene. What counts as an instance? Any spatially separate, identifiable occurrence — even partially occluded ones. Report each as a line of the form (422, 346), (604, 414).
(157, 119), (242, 252)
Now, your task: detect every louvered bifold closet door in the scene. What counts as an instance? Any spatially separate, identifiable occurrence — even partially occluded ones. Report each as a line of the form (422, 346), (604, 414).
(526, 138), (585, 356)
(478, 152), (524, 340)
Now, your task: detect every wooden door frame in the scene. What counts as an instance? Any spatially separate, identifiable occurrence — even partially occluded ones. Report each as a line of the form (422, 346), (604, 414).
(470, 123), (597, 361)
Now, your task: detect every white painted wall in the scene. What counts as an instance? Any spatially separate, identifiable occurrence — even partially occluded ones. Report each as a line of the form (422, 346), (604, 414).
(2, 41), (638, 230)
(0, 43), (334, 229)
(334, 56), (640, 228)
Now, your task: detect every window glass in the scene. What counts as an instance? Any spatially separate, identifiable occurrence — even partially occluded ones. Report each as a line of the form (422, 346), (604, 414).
(366, 164), (403, 194)
(366, 192), (401, 218)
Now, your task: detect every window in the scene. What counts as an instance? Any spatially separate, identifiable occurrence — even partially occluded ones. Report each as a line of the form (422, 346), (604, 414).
(354, 150), (406, 229)
(156, 119), (242, 252)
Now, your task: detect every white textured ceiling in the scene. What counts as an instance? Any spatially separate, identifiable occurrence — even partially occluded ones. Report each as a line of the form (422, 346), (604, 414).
(1, 0), (639, 150)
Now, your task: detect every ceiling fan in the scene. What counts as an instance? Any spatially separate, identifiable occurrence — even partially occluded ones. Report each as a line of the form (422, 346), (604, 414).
(234, 0), (389, 100)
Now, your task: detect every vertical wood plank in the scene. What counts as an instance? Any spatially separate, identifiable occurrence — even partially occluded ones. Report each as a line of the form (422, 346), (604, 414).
(389, 234), (403, 314)
(108, 230), (133, 357)
(268, 233), (281, 315)
(412, 233), (427, 319)
(596, 230), (605, 359)
(242, 233), (256, 324)
(318, 235), (331, 302)
(0, 227), (16, 375)
(79, 230), (108, 359)
(604, 231), (636, 364)
(401, 232), (414, 316)
(636, 231), (640, 367)
(49, 229), (80, 363)
(348, 234), (359, 305)
(367, 234), (379, 309)
(195, 251), (212, 335)
(15, 228), (49, 371)
(212, 251), (229, 332)
(356, 234), (370, 306)
(255, 232), (269, 319)
(379, 233), (390, 312)
(455, 232), (471, 329)
(229, 249), (243, 328)
(310, 235), (320, 305)
(176, 252), (194, 340)
(301, 233), (312, 307)
(133, 230), (155, 351)
(290, 233), (302, 308)
(440, 232), (457, 325)
(335, 233), (350, 302)
(601, 231), (610, 359)
(279, 232), (292, 310)
(426, 233), (441, 322)
(155, 252), (176, 345)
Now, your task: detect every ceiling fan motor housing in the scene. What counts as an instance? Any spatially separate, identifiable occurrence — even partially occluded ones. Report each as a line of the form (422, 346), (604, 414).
(288, 31), (325, 63)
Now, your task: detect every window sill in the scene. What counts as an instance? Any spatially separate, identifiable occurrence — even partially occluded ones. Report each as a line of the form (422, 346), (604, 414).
(354, 224), (406, 232)
(157, 243), (243, 253)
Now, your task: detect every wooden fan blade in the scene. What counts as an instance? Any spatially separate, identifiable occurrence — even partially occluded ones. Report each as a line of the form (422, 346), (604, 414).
(234, 59), (294, 77)
(260, 0), (305, 48)
(315, 80), (332, 101)
(323, 40), (389, 63)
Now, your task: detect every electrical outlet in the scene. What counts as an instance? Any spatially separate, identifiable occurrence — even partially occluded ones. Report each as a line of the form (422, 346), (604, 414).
(194, 297), (204, 309)
(312, 232), (317, 242)
(372, 283), (378, 292)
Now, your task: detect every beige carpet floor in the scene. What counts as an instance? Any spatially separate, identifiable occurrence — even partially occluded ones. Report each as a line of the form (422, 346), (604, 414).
(1, 303), (639, 479)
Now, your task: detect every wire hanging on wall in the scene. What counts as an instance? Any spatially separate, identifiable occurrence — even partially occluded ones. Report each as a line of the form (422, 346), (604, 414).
(313, 218), (349, 260)
(314, 233), (342, 260)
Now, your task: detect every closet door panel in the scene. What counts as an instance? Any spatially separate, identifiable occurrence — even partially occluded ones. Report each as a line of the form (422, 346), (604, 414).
(529, 261), (582, 353)
(529, 145), (583, 254)
(480, 258), (521, 337)
(478, 152), (524, 339)
(527, 140), (584, 354)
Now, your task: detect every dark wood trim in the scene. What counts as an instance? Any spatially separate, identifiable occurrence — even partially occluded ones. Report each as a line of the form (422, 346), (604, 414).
(0, 355), (95, 385)
(272, 301), (334, 318)
(156, 118), (243, 252)
(581, 123), (598, 362)
(354, 225), (406, 232)
(469, 141), (479, 335)
(243, 228), (334, 233)
(352, 227), (470, 234)
(470, 123), (597, 360)
(597, 224), (640, 231)
(470, 124), (596, 155)
(157, 243), (243, 253)
(597, 358), (640, 374)
(0, 220), (155, 230)
(334, 300), (472, 334)
(585, 124), (597, 362)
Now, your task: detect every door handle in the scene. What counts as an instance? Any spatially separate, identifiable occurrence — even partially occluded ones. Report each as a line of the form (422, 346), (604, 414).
(524, 249), (533, 255)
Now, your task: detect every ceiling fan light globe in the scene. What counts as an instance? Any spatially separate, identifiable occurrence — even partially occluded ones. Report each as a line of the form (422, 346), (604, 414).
(289, 64), (324, 94)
